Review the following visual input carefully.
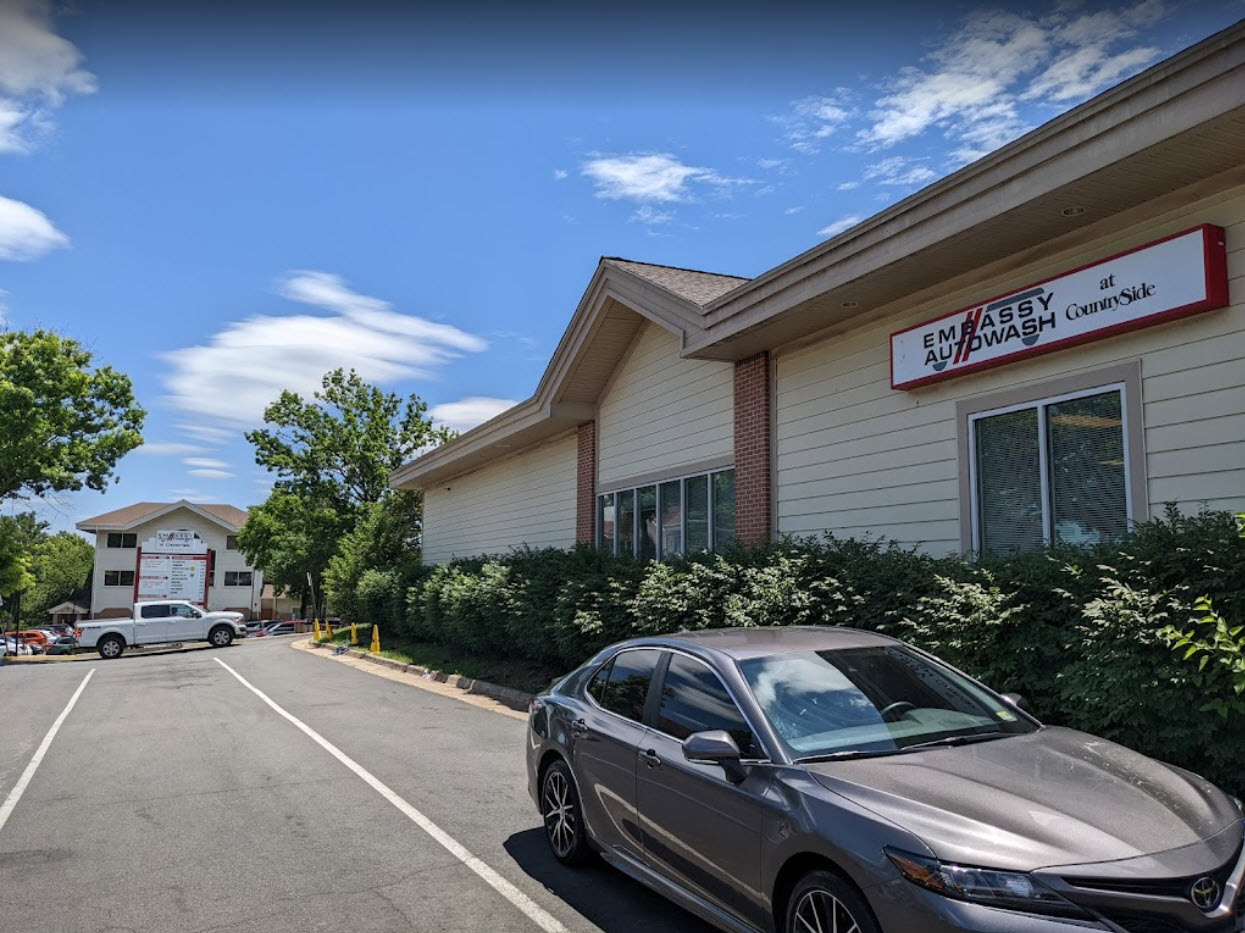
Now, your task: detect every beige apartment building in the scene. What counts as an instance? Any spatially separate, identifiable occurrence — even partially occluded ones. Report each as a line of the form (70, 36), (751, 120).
(394, 25), (1245, 565)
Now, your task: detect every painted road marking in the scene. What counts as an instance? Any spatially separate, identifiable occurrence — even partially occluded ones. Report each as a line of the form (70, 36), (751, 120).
(0, 668), (95, 836)
(213, 657), (569, 933)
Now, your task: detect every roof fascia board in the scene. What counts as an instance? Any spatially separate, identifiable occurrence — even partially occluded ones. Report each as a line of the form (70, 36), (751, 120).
(76, 500), (244, 533)
(689, 23), (1245, 356)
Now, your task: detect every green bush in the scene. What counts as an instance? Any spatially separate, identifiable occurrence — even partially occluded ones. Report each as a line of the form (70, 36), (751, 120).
(366, 508), (1245, 794)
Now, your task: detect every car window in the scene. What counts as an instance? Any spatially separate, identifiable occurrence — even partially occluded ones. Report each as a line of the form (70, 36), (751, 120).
(587, 659), (613, 705)
(172, 605), (196, 618)
(657, 654), (763, 759)
(594, 649), (660, 723)
(140, 605), (167, 619)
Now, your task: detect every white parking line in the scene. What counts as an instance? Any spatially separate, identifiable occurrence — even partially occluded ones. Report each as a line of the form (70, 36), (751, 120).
(212, 657), (569, 933)
(0, 668), (95, 836)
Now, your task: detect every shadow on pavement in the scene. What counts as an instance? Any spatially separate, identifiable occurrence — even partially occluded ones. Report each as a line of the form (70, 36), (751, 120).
(503, 828), (718, 933)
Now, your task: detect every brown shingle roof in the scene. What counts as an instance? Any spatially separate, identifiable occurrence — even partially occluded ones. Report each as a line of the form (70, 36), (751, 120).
(603, 258), (748, 308)
(76, 500), (248, 531)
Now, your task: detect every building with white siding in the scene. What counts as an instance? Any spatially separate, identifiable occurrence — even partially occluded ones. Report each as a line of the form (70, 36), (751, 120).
(394, 25), (1245, 564)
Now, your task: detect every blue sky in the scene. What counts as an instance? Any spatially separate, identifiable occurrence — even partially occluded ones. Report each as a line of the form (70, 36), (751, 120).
(1, 0), (1241, 533)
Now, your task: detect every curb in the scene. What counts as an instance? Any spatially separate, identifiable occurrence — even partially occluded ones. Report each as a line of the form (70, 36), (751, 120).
(1, 642), (218, 665)
(307, 640), (534, 711)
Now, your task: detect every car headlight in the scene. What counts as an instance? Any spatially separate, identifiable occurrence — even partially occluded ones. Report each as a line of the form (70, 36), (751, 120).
(885, 848), (1090, 920)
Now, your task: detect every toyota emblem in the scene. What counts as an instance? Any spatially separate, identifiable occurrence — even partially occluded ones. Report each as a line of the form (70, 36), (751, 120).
(1190, 876), (1221, 911)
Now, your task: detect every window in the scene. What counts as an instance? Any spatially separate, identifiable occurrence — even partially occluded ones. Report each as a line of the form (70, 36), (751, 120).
(106, 533), (137, 549)
(104, 570), (135, 587)
(224, 571), (253, 587)
(140, 604), (166, 618)
(172, 604), (200, 618)
(656, 654), (762, 758)
(597, 467), (735, 559)
(971, 385), (1129, 554)
(225, 535), (239, 550)
(589, 649), (661, 722)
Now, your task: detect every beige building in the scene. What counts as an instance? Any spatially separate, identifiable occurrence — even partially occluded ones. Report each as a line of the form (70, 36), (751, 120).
(394, 25), (1245, 564)
(77, 500), (264, 619)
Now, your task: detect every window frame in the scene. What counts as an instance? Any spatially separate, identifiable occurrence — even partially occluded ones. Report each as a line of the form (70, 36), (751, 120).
(581, 647), (663, 726)
(103, 569), (135, 587)
(596, 465), (735, 559)
(224, 570), (253, 587)
(106, 532), (137, 549)
(957, 362), (1146, 555)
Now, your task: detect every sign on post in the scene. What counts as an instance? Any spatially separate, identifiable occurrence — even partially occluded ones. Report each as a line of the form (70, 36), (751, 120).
(890, 225), (1228, 390)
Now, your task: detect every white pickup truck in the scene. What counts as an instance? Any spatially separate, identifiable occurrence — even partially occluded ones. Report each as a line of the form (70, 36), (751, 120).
(76, 600), (248, 659)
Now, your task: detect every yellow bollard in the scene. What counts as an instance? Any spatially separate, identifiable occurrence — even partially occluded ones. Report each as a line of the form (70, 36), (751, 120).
(325, 619), (335, 639)
(313, 618), (322, 640)
(370, 624), (380, 653)
(350, 623), (358, 646)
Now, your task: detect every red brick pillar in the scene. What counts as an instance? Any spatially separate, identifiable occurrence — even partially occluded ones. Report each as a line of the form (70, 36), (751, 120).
(733, 352), (772, 547)
(575, 421), (597, 545)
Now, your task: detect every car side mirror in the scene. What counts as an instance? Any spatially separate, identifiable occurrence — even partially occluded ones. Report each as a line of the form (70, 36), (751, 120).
(683, 730), (747, 783)
(1001, 692), (1030, 712)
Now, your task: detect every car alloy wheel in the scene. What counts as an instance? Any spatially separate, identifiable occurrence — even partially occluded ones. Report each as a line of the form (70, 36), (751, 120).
(792, 888), (863, 933)
(210, 627), (233, 647)
(542, 768), (577, 858)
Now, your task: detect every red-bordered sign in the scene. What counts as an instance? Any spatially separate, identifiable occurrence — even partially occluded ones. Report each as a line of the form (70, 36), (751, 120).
(890, 224), (1229, 390)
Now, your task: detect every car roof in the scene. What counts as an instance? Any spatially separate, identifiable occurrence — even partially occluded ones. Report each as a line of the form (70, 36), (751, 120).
(621, 625), (900, 661)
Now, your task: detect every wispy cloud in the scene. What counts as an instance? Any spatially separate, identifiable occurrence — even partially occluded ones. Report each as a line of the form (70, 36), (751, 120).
(630, 205), (674, 225)
(581, 153), (751, 203)
(0, 0), (97, 154)
(837, 181), (860, 191)
(183, 457), (231, 470)
(176, 422), (236, 443)
(773, 93), (855, 154)
(817, 215), (862, 238)
(429, 396), (519, 434)
(134, 442), (207, 457)
(188, 468), (235, 480)
(784, 206), (805, 215)
(864, 156), (938, 187)
(553, 168), (568, 180)
(0, 193), (68, 260)
(160, 271), (489, 428)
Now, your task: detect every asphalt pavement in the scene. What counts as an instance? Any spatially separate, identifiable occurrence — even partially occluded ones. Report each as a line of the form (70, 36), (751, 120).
(0, 636), (716, 933)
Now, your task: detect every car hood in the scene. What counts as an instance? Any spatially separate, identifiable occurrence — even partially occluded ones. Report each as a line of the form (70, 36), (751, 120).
(807, 727), (1241, 872)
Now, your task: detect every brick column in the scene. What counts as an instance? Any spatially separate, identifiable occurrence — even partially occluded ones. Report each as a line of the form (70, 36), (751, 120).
(575, 421), (597, 545)
(733, 352), (772, 547)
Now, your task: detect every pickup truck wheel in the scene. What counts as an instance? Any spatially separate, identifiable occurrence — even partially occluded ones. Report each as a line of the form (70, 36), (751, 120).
(98, 635), (125, 659)
(208, 626), (234, 648)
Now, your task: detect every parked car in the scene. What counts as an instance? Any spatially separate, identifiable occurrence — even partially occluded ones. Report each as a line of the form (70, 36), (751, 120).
(76, 601), (247, 659)
(527, 627), (1245, 933)
(45, 636), (79, 655)
(261, 621), (298, 636)
(1, 637), (34, 656)
(3, 630), (50, 650)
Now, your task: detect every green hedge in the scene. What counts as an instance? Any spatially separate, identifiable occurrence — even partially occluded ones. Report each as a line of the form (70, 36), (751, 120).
(371, 507), (1245, 794)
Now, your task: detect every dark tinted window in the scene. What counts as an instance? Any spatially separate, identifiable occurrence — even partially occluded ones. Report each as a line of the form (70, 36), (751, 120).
(140, 604), (167, 619)
(657, 655), (761, 758)
(587, 659), (613, 705)
(596, 649), (660, 723)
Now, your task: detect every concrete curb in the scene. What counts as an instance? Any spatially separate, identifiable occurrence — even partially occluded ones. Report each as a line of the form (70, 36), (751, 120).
(1, 642), (217, 665)
(307, 640), (534, 711)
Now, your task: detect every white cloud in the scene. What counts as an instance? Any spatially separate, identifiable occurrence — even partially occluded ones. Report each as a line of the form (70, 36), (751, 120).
(817, 215), (862, 238)
(183, 457), (231, 469)
(553, 168), (568, 180)
(429, 396), (519, 434)
(176, 422), (236, 442)
(838, 181), (860, 191)
(0, 194), (68, 260)
(774, 92), (855, 154)
(0, 0), (96, 154)
(757, 158), (788, 170)
(784, 206), (805, 215)
(581, 153), (750, 203)
(134, 442), (207, 456)
(630, 205), (674, 225)
(188, 468), (235, 480)
(160, 271), (489, 428)
(0, 287), (8, 323)
(865, 156), (939, 187)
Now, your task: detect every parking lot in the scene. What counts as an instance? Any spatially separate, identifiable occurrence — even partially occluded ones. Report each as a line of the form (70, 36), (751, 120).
(0, 636), (713, 933)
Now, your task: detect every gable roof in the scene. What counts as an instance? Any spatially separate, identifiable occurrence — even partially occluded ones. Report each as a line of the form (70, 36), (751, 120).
(76, 500), (249, 533)
(601, 259), (748, 308)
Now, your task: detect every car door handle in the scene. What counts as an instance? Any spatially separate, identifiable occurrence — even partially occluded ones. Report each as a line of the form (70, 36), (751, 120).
(570, 719), (589, 735)
(642, 748), (661, 768)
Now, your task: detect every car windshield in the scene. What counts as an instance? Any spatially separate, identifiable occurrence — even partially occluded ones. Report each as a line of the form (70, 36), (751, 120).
(739, 645), (1036, 761)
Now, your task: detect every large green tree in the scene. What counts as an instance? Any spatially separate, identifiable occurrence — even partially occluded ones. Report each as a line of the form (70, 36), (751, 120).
(0, 330), (145, 502)
(240, 369), (451, 616)
(323, 489), (424, 621)
(23, 531), (94, 623)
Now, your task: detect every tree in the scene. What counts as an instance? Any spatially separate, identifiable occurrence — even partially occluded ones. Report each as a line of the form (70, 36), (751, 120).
(23, 531), (94, 623)
(0, 514), (41, 604)
(0, 330), (145, 503)
(240, 369), (451, 616)
(323, 490), (424, 620)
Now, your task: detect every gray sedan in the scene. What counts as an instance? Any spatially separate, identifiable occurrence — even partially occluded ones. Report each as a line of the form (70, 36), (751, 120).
(525, 626), (1245, 933)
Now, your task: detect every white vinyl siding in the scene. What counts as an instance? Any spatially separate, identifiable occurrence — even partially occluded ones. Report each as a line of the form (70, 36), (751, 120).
(775, 185), (1245, 556)
(421, 433), (577, 564)
(598, 322), (734, 486)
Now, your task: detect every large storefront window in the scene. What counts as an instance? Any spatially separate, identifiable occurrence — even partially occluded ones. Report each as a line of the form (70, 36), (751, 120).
(971, 386), (1128, 555)
(598, 467), (734, 559)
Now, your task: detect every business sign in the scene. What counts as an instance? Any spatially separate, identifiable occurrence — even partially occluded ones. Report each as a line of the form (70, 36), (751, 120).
(134, 529), (210, 605)
(890, 225), (1228, 390)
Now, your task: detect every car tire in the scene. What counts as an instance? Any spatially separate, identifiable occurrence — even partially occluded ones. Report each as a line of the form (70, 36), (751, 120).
(208, 625), (234, 648)
(786, 869), (881, 933)
(540, 759), (592, 866)
(97, 635), (125, 660)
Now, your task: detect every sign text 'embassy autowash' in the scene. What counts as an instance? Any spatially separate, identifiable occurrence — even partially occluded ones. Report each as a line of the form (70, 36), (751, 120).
(890, 225), (1228, 390)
